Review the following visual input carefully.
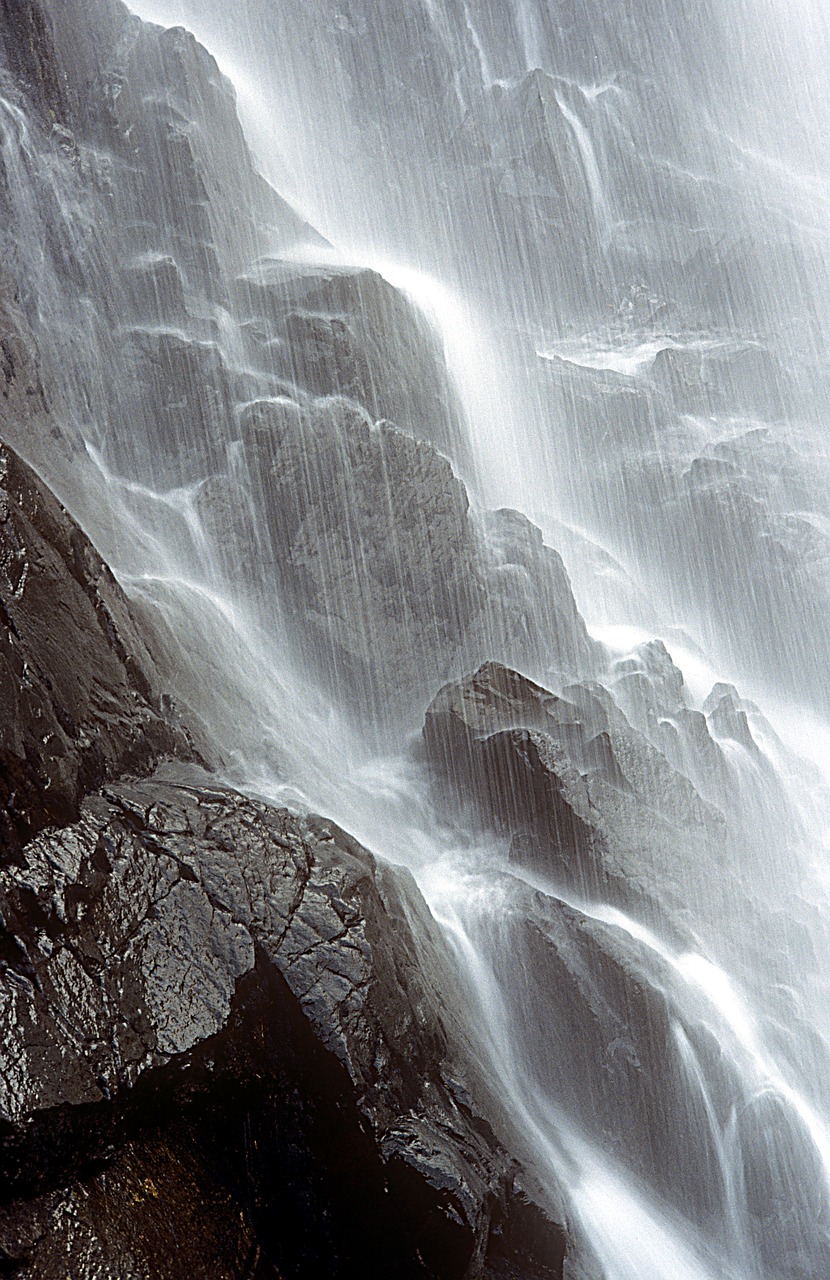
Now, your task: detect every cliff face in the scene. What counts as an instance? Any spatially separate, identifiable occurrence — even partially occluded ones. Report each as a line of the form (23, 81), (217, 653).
(0, 403), (574, 1276)
(0, 439), (193, 854)
(3, 2), (828, 1277)
(0, 3), (582, 1275)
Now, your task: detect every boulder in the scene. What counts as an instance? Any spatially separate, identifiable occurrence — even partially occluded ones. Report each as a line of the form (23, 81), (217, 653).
(423, 662), (745, 934)
(0, 774), (570, 1279)
(234, 261), (467, 459)
(237, 398), (595, 726)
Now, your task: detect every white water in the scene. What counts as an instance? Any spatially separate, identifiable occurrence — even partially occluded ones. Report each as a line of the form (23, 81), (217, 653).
(6, 0), (830, 1273)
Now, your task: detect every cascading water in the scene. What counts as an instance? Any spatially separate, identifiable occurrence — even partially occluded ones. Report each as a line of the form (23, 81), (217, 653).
(3, 0), (830, 1275)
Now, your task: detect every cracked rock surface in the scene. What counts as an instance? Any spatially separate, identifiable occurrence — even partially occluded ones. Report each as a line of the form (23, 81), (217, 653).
(0, 774), (569, 1278)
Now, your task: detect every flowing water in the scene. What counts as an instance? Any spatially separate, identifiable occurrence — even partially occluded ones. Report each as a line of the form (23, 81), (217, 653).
(4, 0), (830, 1275)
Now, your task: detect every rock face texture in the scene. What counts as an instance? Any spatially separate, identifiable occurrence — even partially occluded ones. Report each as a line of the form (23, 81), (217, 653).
(234, 261), (467, 461)
(0, 775), (568, 1279)
(423, 662), (724, 918)
(0, 13), (579, 1247)
(542, 343), (830, 717)
(0, 440), (192, 856)
(0, 418), (575, 1274)
(0, 0), (597, 735)
(421, 658), (810, 997)
(230, 393), (596, 725)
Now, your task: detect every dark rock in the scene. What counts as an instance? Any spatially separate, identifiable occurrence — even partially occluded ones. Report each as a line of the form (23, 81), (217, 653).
(116, 329), (237, 477)
(0, 776), (570, 1278)
(243, 395), (485, 721)
(0, 441), (193, 856)
(0, 0), (69, 126)
(0, 1135), (265, 1280)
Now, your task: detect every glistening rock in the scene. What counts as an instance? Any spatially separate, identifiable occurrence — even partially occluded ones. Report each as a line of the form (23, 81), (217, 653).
(0, 775), (570, 1279)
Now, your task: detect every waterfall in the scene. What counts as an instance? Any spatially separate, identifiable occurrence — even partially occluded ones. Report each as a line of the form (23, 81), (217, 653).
(4, 0), (830, 1274)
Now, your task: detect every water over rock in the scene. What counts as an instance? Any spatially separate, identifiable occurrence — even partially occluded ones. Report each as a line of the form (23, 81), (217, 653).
(0, 439), (192, 855)
(0, 774), (570, 1279)
(234, 260), (468, 461)
(423, 661), (726, 926)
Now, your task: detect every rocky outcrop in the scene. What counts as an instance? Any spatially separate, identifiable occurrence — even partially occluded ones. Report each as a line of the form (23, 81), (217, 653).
(0, 440), (192, 856)
(0, 774), (569, 1279)
(463, 869), (741, 1237)
(541, 343), (830, 717)
(2, 0), (596, 736)
(234, 261), (467, 460)
(36, 0), (315, 281)
(231, 396), (595, 725)
(423, 662), (739, 931)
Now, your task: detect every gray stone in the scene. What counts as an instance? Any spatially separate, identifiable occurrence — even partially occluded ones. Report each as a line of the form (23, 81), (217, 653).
(0, 440), (193, 856)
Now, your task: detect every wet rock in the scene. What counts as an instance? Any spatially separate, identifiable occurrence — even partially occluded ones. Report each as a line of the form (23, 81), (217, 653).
(543, 336), (830, 716)
(0, 0), (69, 127)
(474, 873), (735, 1235)
(242, 396), (485, 720)
(423, 662), (731, 926)
(0, 776), (569, 1279)
(737, 1091), (830, 1279)
(472, 509), (595, 681)
(0, 1136), (264, 1280)
(651, 341), (792, 421)
(44, 3), (317, 282)
(703, 683), (759, 752)
(239, 398), (594, 726)
(117, 329), (238, 477)
(0, 441), (193, 856)
(0, 271), (53, 463)
(235, 261), (466, 459)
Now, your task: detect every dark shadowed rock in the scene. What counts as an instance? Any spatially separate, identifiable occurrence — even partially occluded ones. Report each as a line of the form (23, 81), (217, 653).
(0, 441), (193, 855)
(0, 1135), (265, 1279)
(0, 0), (69, 126)
(0, 775), (570, 1279)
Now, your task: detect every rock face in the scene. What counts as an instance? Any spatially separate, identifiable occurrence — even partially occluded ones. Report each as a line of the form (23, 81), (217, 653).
(421, 658), (811, 998)
(0, 440), (192, 856)
(232, 394), (595, 726)
(423, 662), (724, 920)
(1, 0), (598, 735)
(0, 429), (577, 1274)
(234, 261), (467, 461)
(0, 774), (568, 1279)
(0, 314), (575, 1274)
(420, 667), (830, 1274)
(542, 343), (830, 717)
